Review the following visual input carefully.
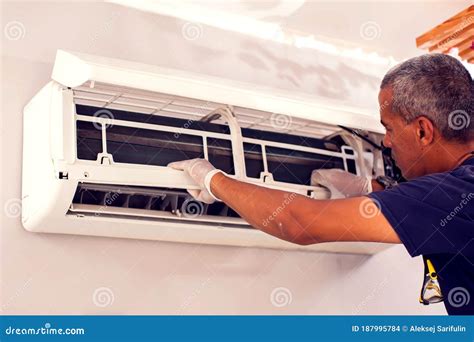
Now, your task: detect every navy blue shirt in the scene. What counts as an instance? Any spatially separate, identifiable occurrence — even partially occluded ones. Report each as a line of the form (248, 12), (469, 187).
(368, 156), (474, 315)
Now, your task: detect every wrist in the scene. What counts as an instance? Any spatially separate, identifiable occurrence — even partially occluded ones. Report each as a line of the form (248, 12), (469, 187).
(204, 169), (225, 201)
(375, 175), (398, 190)
(365, 175), (373, 193)
(371, 179), (385, 192)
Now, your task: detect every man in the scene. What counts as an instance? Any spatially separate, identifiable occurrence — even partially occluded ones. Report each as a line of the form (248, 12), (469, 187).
(168, 54), (474, 315)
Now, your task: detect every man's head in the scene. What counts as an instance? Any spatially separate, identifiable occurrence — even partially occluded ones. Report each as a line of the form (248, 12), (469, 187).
(378, 53), (473, 180)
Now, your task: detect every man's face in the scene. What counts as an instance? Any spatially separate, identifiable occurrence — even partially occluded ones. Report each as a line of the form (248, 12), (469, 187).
(378, 87), (425, 180)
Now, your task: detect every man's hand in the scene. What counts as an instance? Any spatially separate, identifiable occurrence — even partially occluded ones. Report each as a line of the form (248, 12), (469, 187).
(311, 169), (373, 198)
(167, 158), (221, 204)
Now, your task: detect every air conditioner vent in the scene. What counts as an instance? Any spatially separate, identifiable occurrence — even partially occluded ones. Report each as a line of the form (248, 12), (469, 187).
(70, 183), (248, 227)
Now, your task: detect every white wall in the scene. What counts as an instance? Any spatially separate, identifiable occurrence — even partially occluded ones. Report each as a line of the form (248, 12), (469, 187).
(0, 1), (446, 315)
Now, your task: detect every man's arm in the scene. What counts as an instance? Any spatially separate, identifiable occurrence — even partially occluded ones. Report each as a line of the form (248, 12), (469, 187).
(211, 172), (401, 245)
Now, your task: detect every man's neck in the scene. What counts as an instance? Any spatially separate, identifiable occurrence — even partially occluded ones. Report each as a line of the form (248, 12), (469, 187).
(426, 140), (474, 174)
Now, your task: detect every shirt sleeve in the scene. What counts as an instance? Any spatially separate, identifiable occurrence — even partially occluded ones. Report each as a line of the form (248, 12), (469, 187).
(367, 171), (474, 257)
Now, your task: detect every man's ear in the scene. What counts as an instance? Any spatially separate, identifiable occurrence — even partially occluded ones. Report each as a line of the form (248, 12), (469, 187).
(415, 116), (435, 146)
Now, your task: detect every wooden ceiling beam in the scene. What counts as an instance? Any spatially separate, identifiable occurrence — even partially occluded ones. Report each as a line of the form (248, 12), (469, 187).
(416, 5), (474, 64)
(427, 24), (474, 52)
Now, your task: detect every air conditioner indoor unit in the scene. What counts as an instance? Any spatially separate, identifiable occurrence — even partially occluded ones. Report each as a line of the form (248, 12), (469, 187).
(22, 50), (398, 254)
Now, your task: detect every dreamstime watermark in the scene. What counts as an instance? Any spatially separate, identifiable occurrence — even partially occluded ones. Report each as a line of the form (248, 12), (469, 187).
(182, 22), (203, 41)
(178, 276), (212, 314)
(4, 20), (26, 40)
(448, 110), (470, 131)
(270, 113), (292, 130)
(352, 276), (389, 314)
(439, 192), (473, 227)
(173, 101), (211, 139)
(358, 198), (381, 219)
(94, 191), (122, 217)
(359, 21), (381, 41)
(4, 323), (85, 336)
(1, 277), (33, 313)
(4, 198), (22, 218)
(262, 192), (297, 227)
(181, 197), (204, 218)
(270, 287), (292, 307)
(447, 287), (470, 308)
(379, 99), (389, 112)
(89, 11), (120, 48)
(437, 15), (474, 50)
(92, 287), (114, 308)
(174, 118), (196, 139)
(92, 109), (114, 130)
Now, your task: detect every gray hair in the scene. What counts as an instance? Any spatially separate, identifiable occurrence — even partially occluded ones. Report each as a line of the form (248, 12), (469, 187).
(381, 53), (473, 142)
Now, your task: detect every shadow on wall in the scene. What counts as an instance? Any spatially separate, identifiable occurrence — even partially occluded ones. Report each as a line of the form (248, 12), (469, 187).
(237, 40), (381, 100)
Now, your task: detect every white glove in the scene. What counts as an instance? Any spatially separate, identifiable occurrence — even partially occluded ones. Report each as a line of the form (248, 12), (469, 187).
(311, 169), (372, 198)
(167, 158), (223, 204)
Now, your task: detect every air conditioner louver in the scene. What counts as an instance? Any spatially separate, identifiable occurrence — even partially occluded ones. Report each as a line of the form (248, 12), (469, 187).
(70, 183), (247, 227)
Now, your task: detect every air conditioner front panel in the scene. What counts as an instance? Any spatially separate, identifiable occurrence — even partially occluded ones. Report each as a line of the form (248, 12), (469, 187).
(75, 104), (354, 186)
(48, 211), (392, 254)
(52, 50), (385, 134)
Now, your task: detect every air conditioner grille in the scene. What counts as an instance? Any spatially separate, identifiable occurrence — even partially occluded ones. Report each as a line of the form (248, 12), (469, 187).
(75, 106), (354, 185)
(73, 81), (339, 139)
(71, 183), (250, 227)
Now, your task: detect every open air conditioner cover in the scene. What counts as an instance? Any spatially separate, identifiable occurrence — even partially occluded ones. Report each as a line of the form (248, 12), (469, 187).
(21, 50), (394, 254)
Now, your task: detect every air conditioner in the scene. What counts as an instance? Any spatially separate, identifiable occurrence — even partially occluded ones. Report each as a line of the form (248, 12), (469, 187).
(22, 50), (396, 254)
